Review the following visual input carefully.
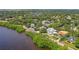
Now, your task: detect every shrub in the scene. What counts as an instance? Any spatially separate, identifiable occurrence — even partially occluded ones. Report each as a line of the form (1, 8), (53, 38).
(0, 21), (25, 33)
(39, 27), (47, 33)
(74, 39), (79, 48)
(26, 32), (61, 50)
(60, 36), (67, 41)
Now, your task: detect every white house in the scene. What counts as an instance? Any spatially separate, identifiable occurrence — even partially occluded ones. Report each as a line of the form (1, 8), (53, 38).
(47, 28), (57, 35)
(30, 23), (35, 28)
(42, 20), (51, 27)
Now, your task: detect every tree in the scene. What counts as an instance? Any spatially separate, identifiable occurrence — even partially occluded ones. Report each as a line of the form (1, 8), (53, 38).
(74, 39), (79, 48)
(39, 26), (47, 33)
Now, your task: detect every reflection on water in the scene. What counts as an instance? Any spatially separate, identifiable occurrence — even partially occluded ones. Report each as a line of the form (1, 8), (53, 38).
(0, 27), (38, 50)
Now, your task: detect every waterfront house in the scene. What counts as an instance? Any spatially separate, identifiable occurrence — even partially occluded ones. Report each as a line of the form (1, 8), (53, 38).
(47, 28), (57, 35)
(58, 31), (69, 36)
(26, 28), (35, 32)
(68, 36), (75, 42)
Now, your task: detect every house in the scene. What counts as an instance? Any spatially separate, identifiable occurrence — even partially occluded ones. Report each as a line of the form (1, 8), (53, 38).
(58, 31), (69, 36)
(68, 36), (75, 42)
(26, 28), (35, 32)
(42, 20), (51, 27)
(47, 28), (57, 35)
(30, 23), (35, 28)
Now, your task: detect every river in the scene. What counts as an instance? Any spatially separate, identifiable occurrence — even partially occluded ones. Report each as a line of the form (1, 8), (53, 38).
(0, 27), (38, 50)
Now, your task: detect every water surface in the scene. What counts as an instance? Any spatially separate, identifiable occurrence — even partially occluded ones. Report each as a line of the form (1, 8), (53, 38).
(0, 27), (38, 50)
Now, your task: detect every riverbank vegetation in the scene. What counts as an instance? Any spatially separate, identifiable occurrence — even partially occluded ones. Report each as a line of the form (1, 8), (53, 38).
(0, 21), (25, 32)
(26, 32), (68, 50)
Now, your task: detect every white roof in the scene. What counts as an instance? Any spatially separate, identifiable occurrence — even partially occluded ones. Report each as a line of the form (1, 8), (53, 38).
(47, 28), (56, 31)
